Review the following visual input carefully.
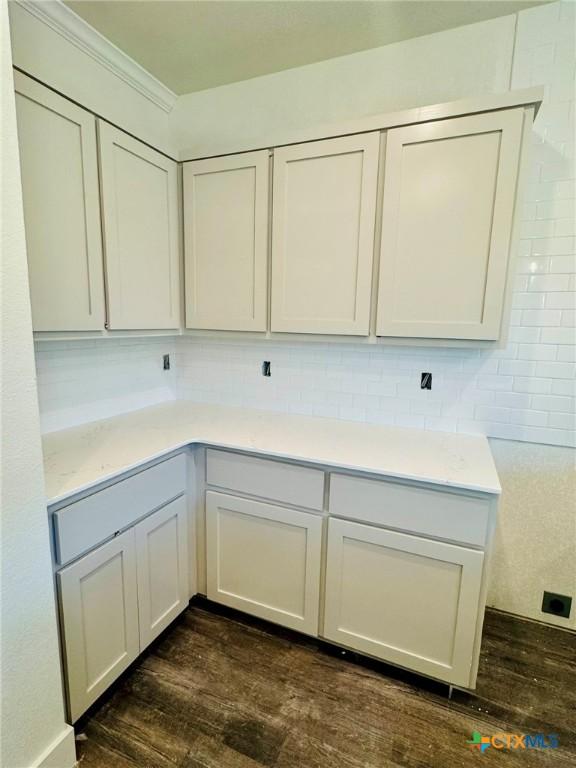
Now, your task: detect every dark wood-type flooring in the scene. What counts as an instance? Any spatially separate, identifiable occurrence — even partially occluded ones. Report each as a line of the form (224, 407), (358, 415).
(76, 599), (575, 767)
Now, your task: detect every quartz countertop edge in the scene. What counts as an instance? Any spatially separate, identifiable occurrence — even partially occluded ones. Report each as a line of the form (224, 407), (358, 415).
(42, 401), (502, 506)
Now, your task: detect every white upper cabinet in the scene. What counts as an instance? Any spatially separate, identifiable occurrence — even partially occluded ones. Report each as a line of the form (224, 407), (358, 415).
(14, 72), (105, 331)
(98, 122), (180, 330)
(271, 134), (379, 335)
(183, 151), (269, 331)
(376, 110), (524, 340)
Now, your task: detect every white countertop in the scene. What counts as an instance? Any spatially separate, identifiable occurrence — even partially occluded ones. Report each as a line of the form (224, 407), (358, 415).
(42, 401), (501, 505)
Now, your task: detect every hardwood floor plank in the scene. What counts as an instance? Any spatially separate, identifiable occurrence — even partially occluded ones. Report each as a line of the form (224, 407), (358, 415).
(76, 603), (575, 768)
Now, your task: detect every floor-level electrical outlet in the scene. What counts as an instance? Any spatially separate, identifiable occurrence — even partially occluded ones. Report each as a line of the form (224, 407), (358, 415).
(542, 591), (572, 619)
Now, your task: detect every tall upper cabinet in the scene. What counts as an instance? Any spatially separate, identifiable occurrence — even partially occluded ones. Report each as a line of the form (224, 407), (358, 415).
(271, 134), (379, 335)
(183, 151), (269, 331)
(14, 73), (180, 334)
(98, 123), (180, 330)
(376, 110), (524, 340)
(14, 72), (105, 331)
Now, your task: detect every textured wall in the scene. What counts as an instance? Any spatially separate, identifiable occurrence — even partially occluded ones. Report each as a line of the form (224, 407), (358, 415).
(0, 4), (75, 765)
(488, 439), (575, 629)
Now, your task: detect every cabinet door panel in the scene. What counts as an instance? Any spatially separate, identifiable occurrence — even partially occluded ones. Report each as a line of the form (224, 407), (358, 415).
(272, 134), (379, 335)
(206, 491), (322, 634)
(99, 122), (180, 329)
(377, 109), (523, 340)
(136, 497), (189, 649)
(184, 152), (269, 331)
(58, 530), (139, 721)
(14, 72), (105, 331)
(323, 519), (484, 686)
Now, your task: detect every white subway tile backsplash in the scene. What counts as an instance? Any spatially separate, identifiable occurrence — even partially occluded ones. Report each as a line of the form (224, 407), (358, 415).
(541, 327), (575, 344)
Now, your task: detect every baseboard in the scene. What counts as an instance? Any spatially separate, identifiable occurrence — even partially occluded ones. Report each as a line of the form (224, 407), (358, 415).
(31, 726), (76, 768)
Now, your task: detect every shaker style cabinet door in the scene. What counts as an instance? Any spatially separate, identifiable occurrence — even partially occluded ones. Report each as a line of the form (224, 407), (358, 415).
(98, 122), (180, 330)
(323, 518), (484, 687)
(205, 491), (323, 634)
(14, 72), (105, 331)
(183, 151), (269, 331)
(58, 529), (139, 722)
(135, 497), (189, 650)
(376, 109), (524, 340)
(271, 134), (379, 335)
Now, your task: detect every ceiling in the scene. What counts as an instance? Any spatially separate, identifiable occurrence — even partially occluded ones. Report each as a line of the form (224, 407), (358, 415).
(65, 1), (550, 95)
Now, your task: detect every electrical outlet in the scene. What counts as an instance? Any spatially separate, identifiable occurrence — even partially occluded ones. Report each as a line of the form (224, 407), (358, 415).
(542, 591), (572, 619)
(163, 354), (170, 371)
(421, 372), (432, 390)
(262, 361), (271, 377)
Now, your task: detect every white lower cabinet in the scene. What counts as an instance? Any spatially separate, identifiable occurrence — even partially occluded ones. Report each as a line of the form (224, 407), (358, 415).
(136, 496), (189, 649)
(323, 518), (484, 687)
(205, 491), (323, 634)
(58, 529), (140, 722)
(58, 498), (189, 721)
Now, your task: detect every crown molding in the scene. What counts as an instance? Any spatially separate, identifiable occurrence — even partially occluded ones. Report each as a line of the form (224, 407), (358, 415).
(14, 0), (177, 113)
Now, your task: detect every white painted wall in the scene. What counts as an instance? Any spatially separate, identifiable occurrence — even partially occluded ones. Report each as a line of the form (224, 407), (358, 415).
(8, 0), (176, 155)
(173, 14), (516, 158)
(0, 3), (75, 765)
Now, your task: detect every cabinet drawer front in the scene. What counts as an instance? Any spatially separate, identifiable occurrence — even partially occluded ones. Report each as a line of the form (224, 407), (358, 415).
(53, 454), (187, 565)
(206, 491), (322, 634)
(323, 519), (484, 687)
(206, 449), (324, 510)
(329, 474), (490, 546)
(58, 529), (139, 721)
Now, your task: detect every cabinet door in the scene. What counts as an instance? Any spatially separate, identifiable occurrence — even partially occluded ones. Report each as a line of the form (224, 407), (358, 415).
(184, 152), (269, 331)
(271, 134), (379, 335)
(376, 109), (523, 340)
(98, 122), (180, 330)
(14, 72), (105, 331)
(323, 519), (484, 686)
(58, 530), (139, 722)
(206, 491), (322, 634)
(135, 497), (189, 649)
